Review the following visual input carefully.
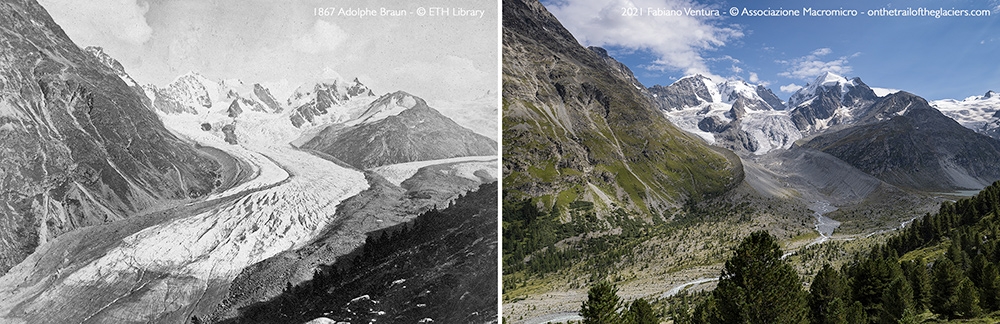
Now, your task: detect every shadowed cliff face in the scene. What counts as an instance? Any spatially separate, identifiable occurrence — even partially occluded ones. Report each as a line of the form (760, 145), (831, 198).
(502, 0), (738, 215)
(0, 0), (220, 273)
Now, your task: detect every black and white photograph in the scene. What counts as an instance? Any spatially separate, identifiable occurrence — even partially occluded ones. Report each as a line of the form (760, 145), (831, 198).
(0, 0), (498, 323)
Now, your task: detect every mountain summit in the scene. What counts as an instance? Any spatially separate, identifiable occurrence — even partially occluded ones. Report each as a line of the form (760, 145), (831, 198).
(301, 91), (497, 169)
(786, 72), (879, 132)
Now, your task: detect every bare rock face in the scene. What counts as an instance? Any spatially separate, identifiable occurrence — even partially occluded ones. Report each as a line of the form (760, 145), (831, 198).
(0, 0), (220, 273)
(648, 75), (715, 111)
(226, 99), (242, 118)
(252, 83), (282, 113)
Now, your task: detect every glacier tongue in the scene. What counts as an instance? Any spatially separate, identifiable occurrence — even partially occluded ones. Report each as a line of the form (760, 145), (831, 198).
(0, 106), (368, 322)
(740, 112), (802, 155)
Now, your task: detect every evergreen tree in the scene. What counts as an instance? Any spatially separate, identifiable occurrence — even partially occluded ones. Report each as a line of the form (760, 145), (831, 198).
(846, 252), (902, 322)
(580, 281), (622, 324)
(845, 301), (867, 324)
(879, 278), (914, 324)
(810, 264), (849, 324)
(902, 259), (930, 311)
(691, 295), (718, 324)
(931, 257), (962, 317)
(713, 231), (808, 324)
(980, 262), (1000, 311)
(955, 278), (982, 318)
(623, 298), (658, 324)
(668, 293), (693, 324)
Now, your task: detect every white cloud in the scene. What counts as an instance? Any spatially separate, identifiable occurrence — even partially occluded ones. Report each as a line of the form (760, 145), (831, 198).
(38, 0), (153, 45)
(294, 20), (348, 54)
(730, 65), (743, 74)
(778, 48), (854, 80)
(811, 48), (832, 56)
(546, 0), (742, 78)
(748, 72), (769, 86)
(780, 83), (803, 93)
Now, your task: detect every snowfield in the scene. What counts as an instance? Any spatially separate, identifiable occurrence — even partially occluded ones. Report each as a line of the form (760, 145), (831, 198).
(932, 92), (1000, 133)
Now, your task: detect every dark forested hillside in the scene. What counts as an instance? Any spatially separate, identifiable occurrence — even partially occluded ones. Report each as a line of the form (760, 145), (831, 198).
(674, 181), (1000, 323)
(215, 182), (498, 324)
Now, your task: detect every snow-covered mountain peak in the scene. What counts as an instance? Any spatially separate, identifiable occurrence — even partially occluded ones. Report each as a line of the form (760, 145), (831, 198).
(83, 46), (126, 76)
(146, 72), (284, 116)
(286, 75), (378, 128)
(719, 79), (759, 103)
(815, 71), (849, 87)
(670, 74), (712, 86)
(351, 91), (427, 125)
(220, 78), (248, 91)
(172, 71), (211, 85)
(788, 72), (866, 109)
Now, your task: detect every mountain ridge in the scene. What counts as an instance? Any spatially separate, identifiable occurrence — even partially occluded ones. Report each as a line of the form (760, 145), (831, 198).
(0, 0), (220, 273)
(503, 0), (738, 217)
(301, 91), (497, 169)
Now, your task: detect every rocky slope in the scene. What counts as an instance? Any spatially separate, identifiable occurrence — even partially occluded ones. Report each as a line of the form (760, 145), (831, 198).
(83, 46), (151, 108)
(502, 0), (738, 215)
(301, 91), (498, 169)
(804, 91), (1000, 191)
(0, 0), (220, 274)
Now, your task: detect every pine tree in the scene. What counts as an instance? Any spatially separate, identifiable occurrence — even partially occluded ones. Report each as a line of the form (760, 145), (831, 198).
(931, 257), (962, 317)
(845, 301), (867, 324)
(980, 262), (1000, 311)
(955, 278), (982, 318)
(713, 231), (808, 324)
(669, 295), (693, 324)
(623, 298), (658, 324)
(847, 251), (902, 322)
(580, 281), (622, 324)
(691, 295), (718, 324)
(879, 278), (914, 324)
(810, 264), (849, 324)
(902, 259), (930, 311)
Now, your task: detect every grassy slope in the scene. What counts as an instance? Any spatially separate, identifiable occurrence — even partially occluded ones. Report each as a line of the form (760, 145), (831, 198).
(501, 0), (736, 217)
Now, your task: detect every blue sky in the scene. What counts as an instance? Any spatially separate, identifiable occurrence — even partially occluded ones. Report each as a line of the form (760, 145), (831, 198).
(542, 0), (1000, 100)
